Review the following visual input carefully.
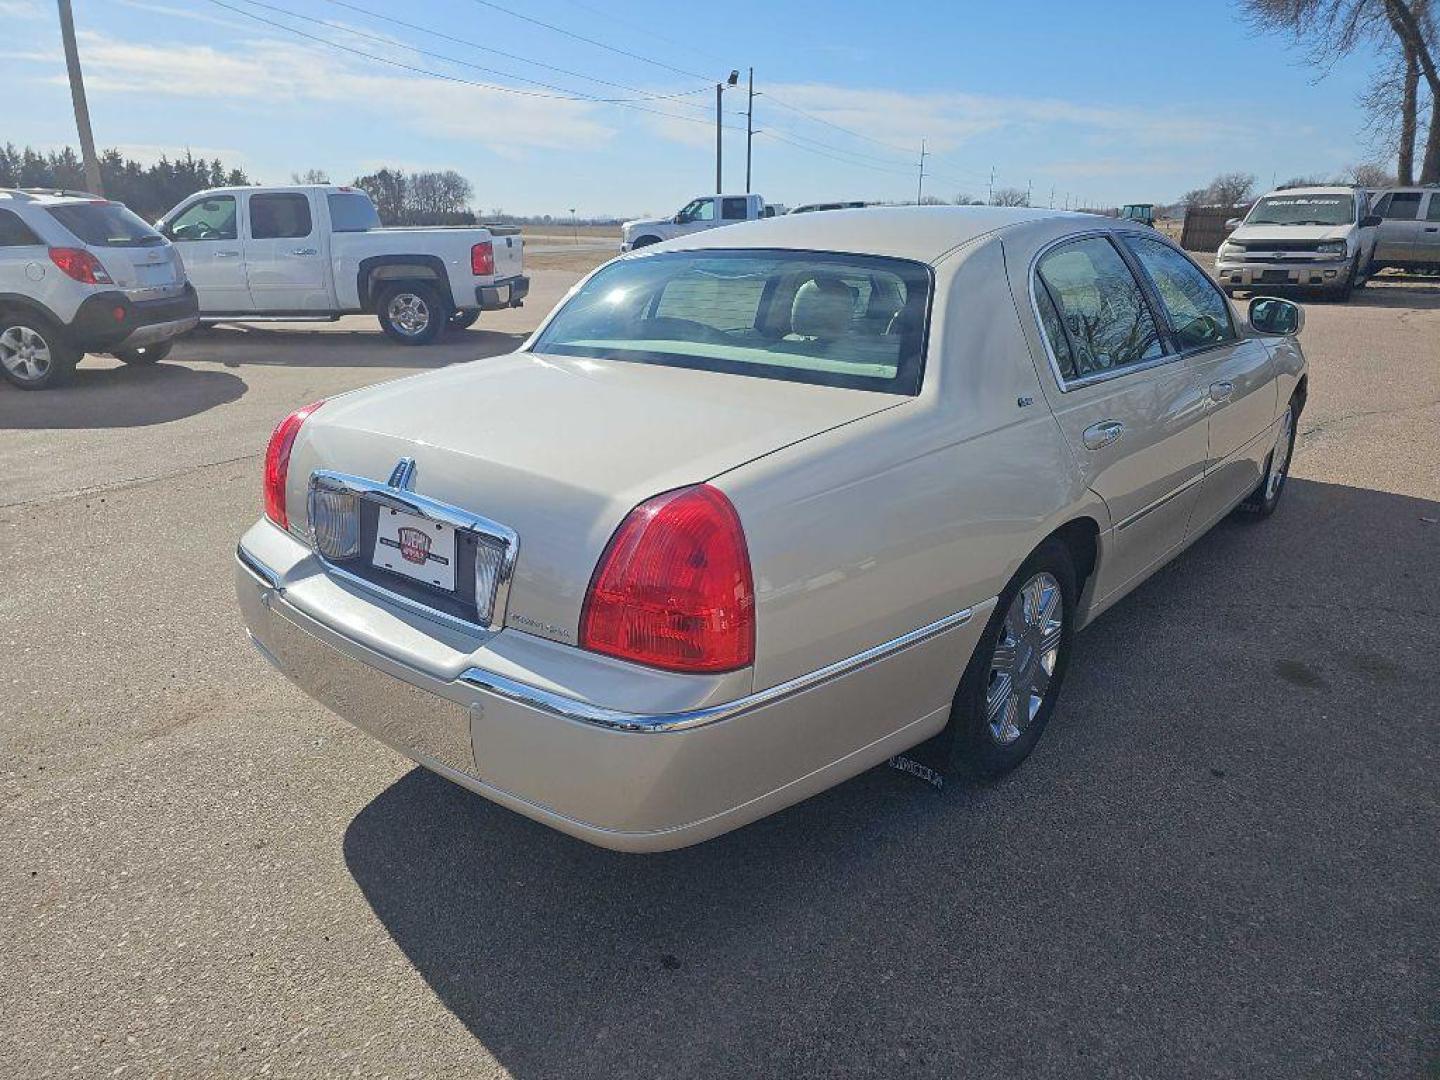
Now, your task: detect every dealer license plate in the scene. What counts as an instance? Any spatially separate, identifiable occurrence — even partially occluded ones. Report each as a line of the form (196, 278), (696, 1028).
(372, 508), (456, 591)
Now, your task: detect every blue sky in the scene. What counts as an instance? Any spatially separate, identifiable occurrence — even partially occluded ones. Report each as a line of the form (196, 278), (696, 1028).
(4, 0), (1391, 217)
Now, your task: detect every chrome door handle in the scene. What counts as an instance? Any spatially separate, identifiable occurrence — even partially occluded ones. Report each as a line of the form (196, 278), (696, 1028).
(214, 250), (240, 258)
(1082, 420), (1125, 450)
(291, 247), (318, 256)
(1209, 380), (1234, 403)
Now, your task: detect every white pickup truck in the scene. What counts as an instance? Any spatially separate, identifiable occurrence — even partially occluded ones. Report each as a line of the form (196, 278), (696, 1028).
(621, 193), (778, 251)
(156, 185), (527, 345)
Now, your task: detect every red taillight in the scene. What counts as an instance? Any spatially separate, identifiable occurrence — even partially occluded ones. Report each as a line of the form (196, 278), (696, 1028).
(263, 401), (324, 529)
(49, 247), (113, 285)
(471, 241), (494, 276)
(580, 485), (755, 673)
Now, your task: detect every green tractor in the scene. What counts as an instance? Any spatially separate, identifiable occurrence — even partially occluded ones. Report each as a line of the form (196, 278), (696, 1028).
(1120, 203), (1156, 227)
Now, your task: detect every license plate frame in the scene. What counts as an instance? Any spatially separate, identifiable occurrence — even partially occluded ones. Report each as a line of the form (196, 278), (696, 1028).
(372, 507), (457, 592)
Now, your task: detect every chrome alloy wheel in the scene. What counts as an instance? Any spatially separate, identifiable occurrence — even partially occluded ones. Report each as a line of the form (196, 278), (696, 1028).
(987, 572), (1064, 746)
(386, 292), (432, 337)
(0, 325), (52, 383)
(1265, 405), (1295, 502)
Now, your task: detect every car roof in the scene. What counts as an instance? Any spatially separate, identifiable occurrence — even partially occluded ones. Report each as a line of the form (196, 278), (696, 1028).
(0, 187), (110, 208)
(645, 205), (1091, 263)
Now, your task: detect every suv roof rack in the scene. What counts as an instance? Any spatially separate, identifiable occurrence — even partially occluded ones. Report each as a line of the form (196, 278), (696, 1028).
(0, 187), (104, 201)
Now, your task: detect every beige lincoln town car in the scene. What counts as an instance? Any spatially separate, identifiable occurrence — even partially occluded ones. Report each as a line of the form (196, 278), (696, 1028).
(235, 207), (1307, 852)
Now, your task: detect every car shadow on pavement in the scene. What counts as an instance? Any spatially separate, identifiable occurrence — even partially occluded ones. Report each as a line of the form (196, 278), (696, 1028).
(342, 477), (1440, 1079)
(0, 361), (246, 429)
(182, 326), (529, 369)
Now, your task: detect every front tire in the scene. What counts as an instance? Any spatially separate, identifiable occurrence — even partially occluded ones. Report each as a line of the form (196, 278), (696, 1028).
(630, 235), (661, 249)
(376, 283), (446, 346)
(1236, 402), (1296, 519)
(0, 314), (79, 390)
(946, 538), (1077, 779)
(115, 341), (172, 365)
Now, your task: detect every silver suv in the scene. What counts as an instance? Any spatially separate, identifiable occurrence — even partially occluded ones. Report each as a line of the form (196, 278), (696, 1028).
(0, 188), (199, 389)
(1368, 186), (1440, 274)
(1214, 185), (1380, 302)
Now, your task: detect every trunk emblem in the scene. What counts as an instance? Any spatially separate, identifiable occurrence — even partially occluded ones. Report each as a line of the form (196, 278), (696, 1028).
(397, 527), (431, 564)
(388, 457), (417, 491)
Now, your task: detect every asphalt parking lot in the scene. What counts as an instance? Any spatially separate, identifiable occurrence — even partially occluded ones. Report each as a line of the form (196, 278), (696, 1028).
(2, 261), (1437, 1078)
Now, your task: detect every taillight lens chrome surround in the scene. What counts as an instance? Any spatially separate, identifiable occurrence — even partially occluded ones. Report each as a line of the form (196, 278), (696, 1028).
(305, 471), (519, 633)
(580, 484), (755, 674)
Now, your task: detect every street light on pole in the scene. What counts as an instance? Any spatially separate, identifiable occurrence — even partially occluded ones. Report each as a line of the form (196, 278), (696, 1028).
(716, 69), (738, 192)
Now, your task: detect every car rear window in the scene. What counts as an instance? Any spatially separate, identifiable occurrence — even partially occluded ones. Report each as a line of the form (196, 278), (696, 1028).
(327, 193), (383, 232)
(532, 249), (932, 394)
(46, 202), (165, 247)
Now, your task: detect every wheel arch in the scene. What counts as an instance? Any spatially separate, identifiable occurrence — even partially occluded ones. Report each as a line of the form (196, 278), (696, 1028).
(0, 293), (64, 330)
(356, 255), (455, 313)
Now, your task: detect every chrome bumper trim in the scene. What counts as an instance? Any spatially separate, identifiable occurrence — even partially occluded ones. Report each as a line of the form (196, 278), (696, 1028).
(459, 606), (976, 734)
(116, 315), (199, 348)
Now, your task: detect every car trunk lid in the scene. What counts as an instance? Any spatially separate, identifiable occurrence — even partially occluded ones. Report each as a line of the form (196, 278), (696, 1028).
(288, 351), (900, 645)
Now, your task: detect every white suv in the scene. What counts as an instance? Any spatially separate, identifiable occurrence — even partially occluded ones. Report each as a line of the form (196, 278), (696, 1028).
(0, 189), (199, 389)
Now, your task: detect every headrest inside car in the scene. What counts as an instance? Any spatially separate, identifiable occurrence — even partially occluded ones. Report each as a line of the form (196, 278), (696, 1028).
(790, 276), (854, 341)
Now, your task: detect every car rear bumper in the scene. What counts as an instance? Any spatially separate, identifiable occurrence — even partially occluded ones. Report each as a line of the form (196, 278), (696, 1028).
(68, 285), (200, 350)
(235, 520), (988, 851)
(1213, 258), (1350, 290)
(474, 275), (529, 310)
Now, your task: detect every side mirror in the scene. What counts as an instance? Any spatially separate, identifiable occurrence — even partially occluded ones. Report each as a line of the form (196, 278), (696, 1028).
(672, 213), (685, 224)
(1248, 296), (1304, 337)
(1225, 217), (1241, 230)
(1360, 214), (1382, 228)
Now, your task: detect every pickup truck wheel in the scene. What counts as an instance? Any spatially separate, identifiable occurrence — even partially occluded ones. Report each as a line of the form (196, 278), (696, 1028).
(946, 538), (1077, 780)
(446, 309), (481, 331)
(376, 283), (445, 345)
(115, 341), (172, 365)
(630, 235), (661, 249)
(0, 315), (79, 390)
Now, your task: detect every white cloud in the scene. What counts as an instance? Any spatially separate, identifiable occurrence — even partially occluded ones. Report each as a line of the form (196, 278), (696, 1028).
(0, 0), (45, 19)
(21, 29), (616, 154)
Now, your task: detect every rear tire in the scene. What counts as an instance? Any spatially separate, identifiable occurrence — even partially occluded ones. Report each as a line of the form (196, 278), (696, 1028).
(946, 538), (1077, 779)
(376, 283), (446, 346)
(0, 312), (79, 390)
(630, 235), (661, 249)
(1333, 258), (1357, 301)
(115, 341), (172, 365)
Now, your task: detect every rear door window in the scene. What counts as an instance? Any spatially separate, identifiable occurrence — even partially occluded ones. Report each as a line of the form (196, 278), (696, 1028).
(0, 209), (41, 246)
(249, 193), (313, 240)
(326, 192), (382, 232)
(721, 197), (749, 220)
(1426, 195), (1440, 223)
(1035, 236), (1167, 383)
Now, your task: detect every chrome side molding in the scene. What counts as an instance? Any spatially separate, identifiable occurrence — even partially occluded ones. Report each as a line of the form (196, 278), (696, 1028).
(461, 605), (977, 733)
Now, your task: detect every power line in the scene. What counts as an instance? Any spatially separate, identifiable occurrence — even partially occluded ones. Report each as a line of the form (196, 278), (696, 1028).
(317, 0), (711, 105)
(204, 0), (736, 134)
(226, 0), (706, 104)
(756, 130), (918, 178)
(462, 0), (713, 83)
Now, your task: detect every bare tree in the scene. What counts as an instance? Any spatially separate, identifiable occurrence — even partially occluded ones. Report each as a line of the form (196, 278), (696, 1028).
(291, 168), (330, 184)
(991, 186), (1030, 206)
(918, 194), (949, 205)
(952, 192), (985, 205)
(1344, 160), (1400, 184)
(1207, 172), (1257, 205)
(1278, 175), (1329, 187)
(1241, 0), (1438, 183)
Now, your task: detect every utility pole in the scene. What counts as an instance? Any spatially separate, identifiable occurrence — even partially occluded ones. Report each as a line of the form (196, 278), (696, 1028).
(745, 67), (755, 194)
(715, 83), (723, 193)
(1027, 178), (1033, 206)
(987, 165), (995, 206)
(56, 0), (103, 196)
(916, 139), (926, 204)
(1049, 185), (1055, 209)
